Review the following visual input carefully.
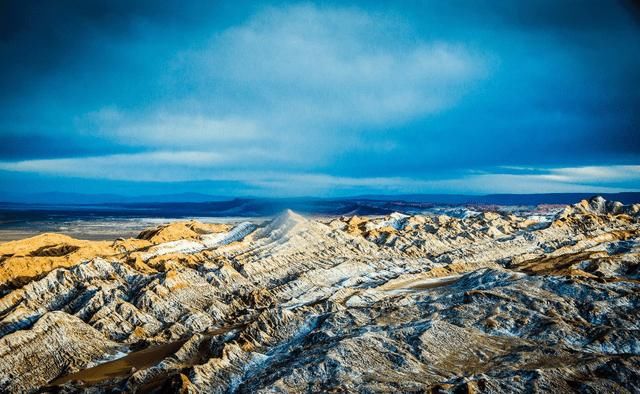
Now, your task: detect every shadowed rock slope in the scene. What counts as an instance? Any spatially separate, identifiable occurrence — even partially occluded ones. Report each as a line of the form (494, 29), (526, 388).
(0, 198), (638, 393)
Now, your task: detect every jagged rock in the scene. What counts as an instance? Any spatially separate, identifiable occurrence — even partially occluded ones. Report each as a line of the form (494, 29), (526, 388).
(0, 198), (638, 392)
(137, 221), (232, 243)
(0, 311), (122, 392)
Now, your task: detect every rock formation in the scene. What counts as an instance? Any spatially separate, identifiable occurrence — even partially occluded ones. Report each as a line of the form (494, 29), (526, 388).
(0, 197), (638, 392)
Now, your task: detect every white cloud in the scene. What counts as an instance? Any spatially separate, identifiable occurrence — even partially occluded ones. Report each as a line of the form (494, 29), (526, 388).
(1, 153), (636, 195)
(436, 165), (640, 194)
(189, 4), (483, 126)
(545, 165), (640, 183)
(0, 151), (246, 182)
(0, 152), (432, 195)
(76, 4), (486, 170)
(82, 109), (261, 148)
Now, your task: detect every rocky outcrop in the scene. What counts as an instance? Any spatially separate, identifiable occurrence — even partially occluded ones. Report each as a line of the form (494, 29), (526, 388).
(0, 311), (122, 392)
(137, 221), (232, 243)
(0, 197), (638, 392)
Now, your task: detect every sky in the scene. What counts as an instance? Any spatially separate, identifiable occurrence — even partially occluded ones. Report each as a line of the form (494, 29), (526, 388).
(0, 0), (639, 197)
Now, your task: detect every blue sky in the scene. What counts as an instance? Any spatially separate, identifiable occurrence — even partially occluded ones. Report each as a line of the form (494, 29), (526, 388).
(1, 0), (639, 197)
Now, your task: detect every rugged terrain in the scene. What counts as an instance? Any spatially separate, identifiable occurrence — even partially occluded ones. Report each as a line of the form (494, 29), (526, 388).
(0, 196), (638, 393)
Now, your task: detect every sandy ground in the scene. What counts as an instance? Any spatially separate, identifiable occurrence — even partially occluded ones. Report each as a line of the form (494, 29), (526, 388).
(0, 217), (264, 243)
(49, 325), (242, 388)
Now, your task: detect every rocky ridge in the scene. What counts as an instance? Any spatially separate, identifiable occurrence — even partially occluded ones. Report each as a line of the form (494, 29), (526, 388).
(0, 197), (638, 392)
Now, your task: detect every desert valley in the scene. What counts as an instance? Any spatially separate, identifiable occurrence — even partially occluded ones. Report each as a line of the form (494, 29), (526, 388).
(0, 197), (638, 392)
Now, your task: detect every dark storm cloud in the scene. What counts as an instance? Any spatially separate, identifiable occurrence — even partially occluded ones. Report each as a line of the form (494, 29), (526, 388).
(0, 1), (166, 96)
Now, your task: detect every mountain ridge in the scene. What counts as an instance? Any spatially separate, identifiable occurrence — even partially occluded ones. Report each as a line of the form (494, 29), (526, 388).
(2, 191), (640, 206)
(0, 197), (639, 392)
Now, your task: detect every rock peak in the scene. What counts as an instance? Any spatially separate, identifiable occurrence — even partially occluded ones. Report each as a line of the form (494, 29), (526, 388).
(251, 209), (309, 240)
(272, 209), (307, 225)
(557, 196), (639, 218)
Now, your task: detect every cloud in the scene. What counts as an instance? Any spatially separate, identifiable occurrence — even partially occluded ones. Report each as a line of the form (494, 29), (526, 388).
(0, 151), (228, 182)
(436, 165), (640, 194)
(81, 108), (262, 148)
(546, 166), (640, 184)
(77, 4), (486, 167)
(186, 4), (484, 126)
(0, 148), (314, 183)
(1, 153), (636, 195)
(0, 151), (433, 196)
(497, 165), (640, 184)
(0, 2), (638, 196)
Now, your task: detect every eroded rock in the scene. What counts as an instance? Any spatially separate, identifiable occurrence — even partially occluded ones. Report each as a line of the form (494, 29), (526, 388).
(0, 197), (638, 392)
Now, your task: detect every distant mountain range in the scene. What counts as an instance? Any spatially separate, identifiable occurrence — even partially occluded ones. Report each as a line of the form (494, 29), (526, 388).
(1, 192), (639, 218)
(1, 191), (640, 206)
(351, 192), (640, 205)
